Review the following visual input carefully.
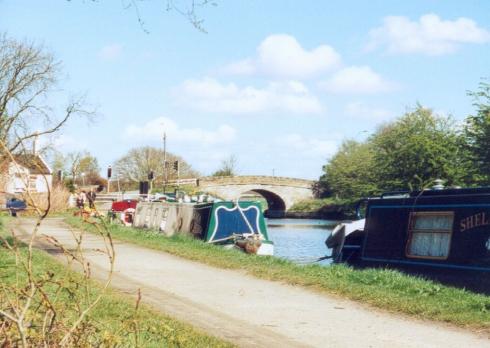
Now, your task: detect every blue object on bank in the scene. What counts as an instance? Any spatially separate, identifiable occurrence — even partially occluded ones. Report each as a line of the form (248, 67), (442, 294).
(6, 198), (27, 216)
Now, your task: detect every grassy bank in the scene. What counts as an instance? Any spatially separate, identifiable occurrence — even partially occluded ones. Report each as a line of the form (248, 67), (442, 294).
(288, 198), (356, 217)
(65, 216), (490, 333)
(289, 198), (340, 211)
(0, 216), (233, 347)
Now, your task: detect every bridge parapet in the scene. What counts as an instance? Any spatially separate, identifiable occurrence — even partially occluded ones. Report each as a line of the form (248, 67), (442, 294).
(198, 176), (314, 189)
(163, 176), (315, 211)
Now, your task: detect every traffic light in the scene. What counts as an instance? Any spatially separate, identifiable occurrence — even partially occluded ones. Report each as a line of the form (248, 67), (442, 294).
(148, 171), (154, 180)
(173, 161), (179, 171)
(107, 165), (112, 178)
(139, 181), (149, 195)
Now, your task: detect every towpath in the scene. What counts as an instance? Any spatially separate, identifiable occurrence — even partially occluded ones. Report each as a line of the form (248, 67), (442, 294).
(10, 217), (490, 348)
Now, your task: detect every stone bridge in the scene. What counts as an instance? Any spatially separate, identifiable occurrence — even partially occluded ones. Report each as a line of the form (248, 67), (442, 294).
(182, 176), (315, 216)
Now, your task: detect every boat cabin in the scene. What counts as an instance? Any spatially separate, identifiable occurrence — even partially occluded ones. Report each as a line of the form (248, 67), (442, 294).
(128, 200), (274, 255)
(333, 187), (490, 292)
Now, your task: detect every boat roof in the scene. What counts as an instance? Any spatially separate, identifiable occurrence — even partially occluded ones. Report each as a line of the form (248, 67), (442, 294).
(371, 186), (490, 200)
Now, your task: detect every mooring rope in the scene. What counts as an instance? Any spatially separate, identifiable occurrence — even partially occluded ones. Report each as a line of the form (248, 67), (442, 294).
(292, 255), (333, 264)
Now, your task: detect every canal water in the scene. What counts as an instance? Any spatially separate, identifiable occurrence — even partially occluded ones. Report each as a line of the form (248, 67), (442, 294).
(266, 218), (338, 265)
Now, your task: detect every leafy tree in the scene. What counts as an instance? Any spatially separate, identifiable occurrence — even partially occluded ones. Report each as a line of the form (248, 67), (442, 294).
(319, 105), (473, 200)
(65, 151), (100, 183)
(319, 140), (378, 199)
(371, 105), (468, 191)
(113, 146), (198, 184)
(78, 153), (100, 175)
(50, 150), (66, 179)
(463, 80), (490, 184)
(51, 151), (102, 186)
(212, 155), (237, 177)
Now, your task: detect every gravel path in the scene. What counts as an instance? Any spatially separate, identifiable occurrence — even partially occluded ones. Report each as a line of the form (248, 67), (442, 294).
(11, 217), (490, 348)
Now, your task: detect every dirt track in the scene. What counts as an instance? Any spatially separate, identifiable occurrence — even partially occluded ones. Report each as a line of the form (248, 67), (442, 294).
(11, 218), (490, 348)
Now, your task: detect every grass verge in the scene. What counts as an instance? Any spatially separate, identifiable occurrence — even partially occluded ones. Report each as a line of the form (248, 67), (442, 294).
(288, 198), (357, 217)
(65, 215), (490, 333)
(0, 216), (233, 347)
(289, 198), (344, 212)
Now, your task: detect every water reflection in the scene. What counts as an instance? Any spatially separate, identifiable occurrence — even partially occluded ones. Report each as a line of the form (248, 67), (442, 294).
(267, 219), (337, 265)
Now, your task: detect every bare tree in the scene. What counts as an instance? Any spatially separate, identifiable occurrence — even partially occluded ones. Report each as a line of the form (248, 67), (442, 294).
(114, 146), (199, 184)
(119, 0), (218, 33)
(212, 154), (237, 177)
(0, 33), (91, 157)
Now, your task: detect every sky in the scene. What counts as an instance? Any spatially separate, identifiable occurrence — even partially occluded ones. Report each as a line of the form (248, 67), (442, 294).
(1, 1), (490, 179)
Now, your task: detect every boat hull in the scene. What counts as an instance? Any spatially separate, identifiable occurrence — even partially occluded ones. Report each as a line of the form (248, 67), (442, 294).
(334, 188), (490, 293)
(131, 201), (274, 255)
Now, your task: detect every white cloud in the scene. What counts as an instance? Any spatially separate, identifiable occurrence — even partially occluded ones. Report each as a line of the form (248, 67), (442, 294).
(367, 14), (490, 55)
(175, 78), (323, 114)
(223, 34), (341, 79)
(276, 134), (339, 158)
(321, 66), (394, 94)
(345, 102), (393, 121)
(98, 43), (123, 60)
(124, 117), (236, 145)
(223, 59), (255, 75)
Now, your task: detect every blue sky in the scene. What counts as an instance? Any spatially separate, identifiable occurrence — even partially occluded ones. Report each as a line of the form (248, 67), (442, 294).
(1, 1), (490, 179)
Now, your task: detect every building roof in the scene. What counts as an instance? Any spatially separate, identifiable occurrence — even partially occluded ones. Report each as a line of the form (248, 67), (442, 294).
(12, 154), (52, 175)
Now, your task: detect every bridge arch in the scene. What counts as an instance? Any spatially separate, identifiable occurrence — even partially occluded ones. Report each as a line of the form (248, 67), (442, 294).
(240, 189), (287, 218)
(187, 175), (314, 214)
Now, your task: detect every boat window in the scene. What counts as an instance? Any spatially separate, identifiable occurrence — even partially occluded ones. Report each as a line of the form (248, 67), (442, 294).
(406, 212), (454, 260)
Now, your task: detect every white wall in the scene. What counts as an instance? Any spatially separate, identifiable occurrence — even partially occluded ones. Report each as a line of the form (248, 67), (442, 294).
(35, 174), (52, 193)
(6, 162), (29, 194)
(4, 162), (52, 194)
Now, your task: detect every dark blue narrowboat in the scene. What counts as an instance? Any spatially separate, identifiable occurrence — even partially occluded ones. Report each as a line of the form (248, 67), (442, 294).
(326, 185), (490, 292)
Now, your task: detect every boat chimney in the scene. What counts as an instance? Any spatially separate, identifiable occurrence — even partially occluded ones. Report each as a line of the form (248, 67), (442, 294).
(432, 179), (445, 190)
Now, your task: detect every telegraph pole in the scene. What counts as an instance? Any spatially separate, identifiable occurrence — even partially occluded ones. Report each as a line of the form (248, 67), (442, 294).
(163, 131), (167, 194)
